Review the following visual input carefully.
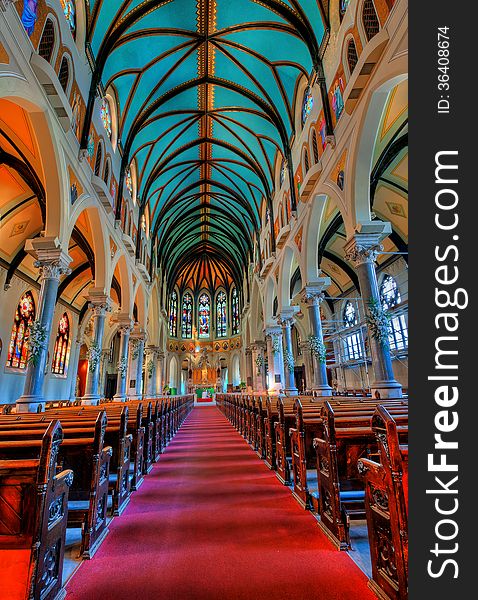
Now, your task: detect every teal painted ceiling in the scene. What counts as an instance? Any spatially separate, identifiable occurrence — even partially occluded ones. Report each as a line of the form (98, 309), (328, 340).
(83, 0), (328, 290)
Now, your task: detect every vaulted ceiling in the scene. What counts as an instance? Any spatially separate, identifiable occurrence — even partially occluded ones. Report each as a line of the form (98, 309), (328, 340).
(82, 0), (329, 291)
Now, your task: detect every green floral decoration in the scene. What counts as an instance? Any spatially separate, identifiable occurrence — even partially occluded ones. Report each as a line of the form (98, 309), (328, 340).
(87, 341), (102, 373)
(366, 298), (392, 346)
(27, 320), (48, 366)
(307, 335), (327, 364)
(117, 356), (128, 378)
(147, 359), (154, 379)
(283, 348), (295, 373)
(255, 354), (264, 374)
(271, 335), (281, 355)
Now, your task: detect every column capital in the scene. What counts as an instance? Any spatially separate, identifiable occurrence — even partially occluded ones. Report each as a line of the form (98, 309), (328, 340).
(300, 277), (331, 306)
(112, 312), (134, 332)
(130, 327), (147, 341)
(264, 325), (282, 338)
(88, 293), (112, 316)
(344, 221), (391, 266)
(251, 340), (266, 351)
(26, 237), (72, 280)
(277, 306), (299, 326)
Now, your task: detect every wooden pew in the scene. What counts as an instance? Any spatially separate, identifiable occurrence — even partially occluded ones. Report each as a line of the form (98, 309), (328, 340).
(255, 396), (269, 460)
(0, 421), (73, 600)
(358, 406), (408, 600)
(273, 397), (296, 485)
(0, 411), (113, 559)
(312, 400), (408, 550)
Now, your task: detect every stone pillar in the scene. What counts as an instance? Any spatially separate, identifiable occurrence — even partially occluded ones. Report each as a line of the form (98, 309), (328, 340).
(158, 352), (165, 394)
(344, 225), (402, 398)
(81, 296), (111, 405)
(68, 336), (82, 401)
(265, 325), (284, 395)
(130, 331), (146, 399)
(250, 341), (266, 392)
(114, 319), (133, 402)
(17, 240), (72, 413)
(278, 309), (299, 396)
(301, 279), (333, 396)
(299, 340), (314, 392)
(245, 346), (253, 391)
(145, 346), (159, 397)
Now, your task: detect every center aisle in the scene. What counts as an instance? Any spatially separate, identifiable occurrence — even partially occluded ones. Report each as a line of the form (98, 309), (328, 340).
(66, 407), (375, 600)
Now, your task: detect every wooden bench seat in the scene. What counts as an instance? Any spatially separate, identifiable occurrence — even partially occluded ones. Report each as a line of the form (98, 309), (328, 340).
(0, 421), (73, 600)
(358, 406), (408, 600)
(312, 400), (408, 551)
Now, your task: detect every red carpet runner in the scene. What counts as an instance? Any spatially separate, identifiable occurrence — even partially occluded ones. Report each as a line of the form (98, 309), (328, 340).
(66, 407), (375, 600)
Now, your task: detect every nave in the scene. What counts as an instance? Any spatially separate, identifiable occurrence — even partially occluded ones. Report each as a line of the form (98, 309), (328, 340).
(66, 406), (374, 600)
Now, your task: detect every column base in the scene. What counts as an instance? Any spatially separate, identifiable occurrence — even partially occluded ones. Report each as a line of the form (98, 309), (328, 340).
(371, 380), (403, 399)
(113, 394), (128, 402)
(129, 394), (143, 400)
(311, 384), (333, 397)
(285, 387), (298, 396)
(81, 394), (101, 406)
(16, 395), (45, 413)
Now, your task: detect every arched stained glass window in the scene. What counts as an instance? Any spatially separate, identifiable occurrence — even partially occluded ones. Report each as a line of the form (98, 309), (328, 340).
(342, 300), (362, 361)
(280, 159), (286, 187)
(60, 0), (76, 37)
(21, 0), (39, 36)
(198, 293), (210, 338)
(38, 18), (55, 63)
(332, 79), (345, 122)
(340, 0), (351, 19)
(216, 292), (227, 338)
(301, 86), (314, 126)
(181, 292), (193, 339)
(52, 313), (70, 375)
(232, 287), (240, 335)
(304, 148), (310, 174)
(169, 291), (178, 337)
(347, 38), (359, 74)
(94, 142), (102, 176)
(312, 130), (319, 164)
(58, 55), (70, 93)
(101, 98), (112, 139)
(6, 291), (35, 369)
(126, 168), (133, 195)
(380, 275), (408, 351)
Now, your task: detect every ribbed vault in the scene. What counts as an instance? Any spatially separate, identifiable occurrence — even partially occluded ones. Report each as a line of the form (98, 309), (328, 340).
(82, 0), (330, 293)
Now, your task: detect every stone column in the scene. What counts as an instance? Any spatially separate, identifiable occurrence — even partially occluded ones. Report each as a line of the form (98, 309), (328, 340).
(17, 240), (72, 413)
(278, 309), (299, 396)
(344, 225), (402, 398)
(250, 341), (266, 392)
(81, 296), (111, 405)
(265, 325), (284, 395)
(145, 346), (159, 397)
(68, 336), (82, 402)
(157, 351), (165, 394)
(130, 331), (146, 399)
(301, 278), (333, 396)
(114, 319), (133, 402)
(245, 346), (253, 391)
(299, 340), (314, 393)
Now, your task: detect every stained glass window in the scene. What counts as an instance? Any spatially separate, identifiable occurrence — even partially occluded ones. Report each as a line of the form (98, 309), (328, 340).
(87, 132), (95, 160)
(126, 168), (133, 195)
(231, 287), (240, 335)
(340, 0), (351, 17)
(169, 291), (178, 337)
(52, 313), (70, 375)
(21, 1), (39, 37)
(6, 291), (35, 369)
(101, 98), (112, 139)
(181, 292), (193, 339)
(198, 293), (210, 338)
(332, 79), (345, 122)
(216, 292), (227, 338)
(342, 300), (362, 361)
(280, 159), (286, 187)
(60, 0), (76, 37)
(301, 87), (314, 126)
(319, 118), (327, 149)
(380, 275), (408, 351)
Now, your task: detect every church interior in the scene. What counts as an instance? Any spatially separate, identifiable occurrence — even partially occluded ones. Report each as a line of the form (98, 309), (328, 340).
(0, 1), (408, 599)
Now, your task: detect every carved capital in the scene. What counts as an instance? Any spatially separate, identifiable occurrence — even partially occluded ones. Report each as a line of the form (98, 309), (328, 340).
(300, 278), (330, 306)
(344, 242), (382, 266)
(344, 222), (391, 266)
